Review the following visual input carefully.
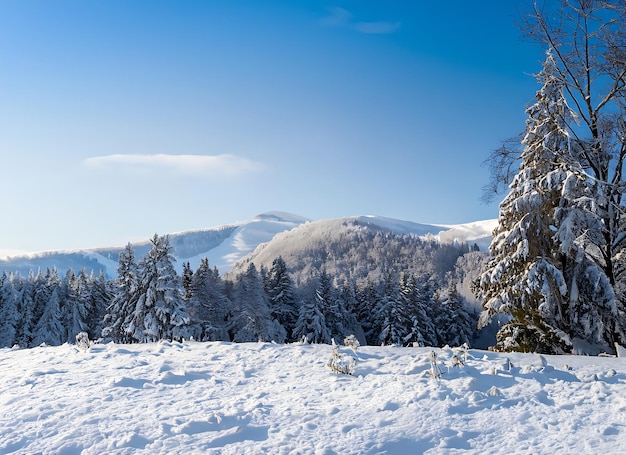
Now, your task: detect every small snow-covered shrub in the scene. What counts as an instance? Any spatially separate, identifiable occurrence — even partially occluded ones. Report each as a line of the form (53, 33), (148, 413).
(429, 351), (442, 381)
(344, 335), (360, 351)
(76, 332), (90, 350)
(328, 339), (355, 375)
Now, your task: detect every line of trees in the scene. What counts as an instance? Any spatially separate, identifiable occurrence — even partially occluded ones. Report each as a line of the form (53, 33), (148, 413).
(0, 234), (479, 349)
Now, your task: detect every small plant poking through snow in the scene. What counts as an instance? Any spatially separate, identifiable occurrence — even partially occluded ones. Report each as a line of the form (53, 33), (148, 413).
(76, 332), (90, 350)
(429, 351), (443, 382)
(344, 335), (360, 352)
(328, 338), (355, 375)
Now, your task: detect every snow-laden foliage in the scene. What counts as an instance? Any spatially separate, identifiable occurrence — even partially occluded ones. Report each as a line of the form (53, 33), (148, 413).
(102, 243), (139, 343)
(229, 263), (286, 343)
(187, 257), (230, 341)
(477, 49), (620, 354)
(127, 235), (191, 343)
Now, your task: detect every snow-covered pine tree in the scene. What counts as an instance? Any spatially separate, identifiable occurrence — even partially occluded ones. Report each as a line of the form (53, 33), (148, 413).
(88, 270), (110, 341)
(407, 273), (438, 347)
(377, 272), (410, 346)
(31, 286), (65, 346)
(315, 270), (348, 342)
(293, 276), (331, 344)
(0, 273), (20, 347)
(229, 262), (285, 343)
(102, 243), (139, 343)
(64, 268), (90, 344)
(182, 261), (193, 301)
(266, 257), (299, 341)
(188, 257), (230, 341)
(127, 235), (191, 342)
(435, 280), (477, 347)
(477, 49), (616, 354)
(355, 279), (380, 345)
(16, 271), (36, 347)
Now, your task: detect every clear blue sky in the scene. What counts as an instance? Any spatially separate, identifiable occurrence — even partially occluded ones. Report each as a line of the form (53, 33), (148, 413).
(0, 0), (543, 255)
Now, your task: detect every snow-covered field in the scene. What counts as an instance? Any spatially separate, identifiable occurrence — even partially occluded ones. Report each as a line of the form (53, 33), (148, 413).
(1, 341), (625, 454)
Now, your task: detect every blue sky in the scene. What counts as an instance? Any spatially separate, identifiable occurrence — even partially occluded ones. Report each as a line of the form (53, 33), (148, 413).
(0, 0), (543, 254)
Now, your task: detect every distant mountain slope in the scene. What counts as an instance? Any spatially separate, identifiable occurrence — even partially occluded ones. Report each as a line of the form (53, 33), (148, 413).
(0, 212), (495, 278)
(0, 212), (309, 278)
(229, 215), (496, 287)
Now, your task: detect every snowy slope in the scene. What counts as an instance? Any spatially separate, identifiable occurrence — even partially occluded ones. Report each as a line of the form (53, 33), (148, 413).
(0, 212), (494, 277)
(1, 341), (625, 454)
(0, 212), (309, 278)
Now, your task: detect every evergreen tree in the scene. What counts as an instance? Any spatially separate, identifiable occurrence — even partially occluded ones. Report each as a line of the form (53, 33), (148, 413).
(189, 258), (229, 341)
(16, 272), (36, 347)
(293, 290), (330, 344)
(0, 273), (20, 347)
(477, 50), (616, 353)
(435, 280), (477, 347)
(355, 279), (380, 345)
(266, 257), (299, 341)
(31, 287), (64, 346)
(102, 243), (139, 343)
(377, 272), (410, 346)
(88, 270), (110, 341)
(128, 234), (190, 342)
(315, 270), (346, 342)
(182, 261), (194, 301)
(229, 263), (285, 343)
(64, 268), (90, 344)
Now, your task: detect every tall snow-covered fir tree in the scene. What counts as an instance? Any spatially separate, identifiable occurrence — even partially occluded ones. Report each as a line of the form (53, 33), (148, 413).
(0, 273), (20, 347)
(188, 257), (230, 341)
(127, 235), (191, 342)
(102, 243), (139, 343)
(477, 49), (618, 354)
(229, 263), (285, 343)
(293, 275), (331, 344)
(377, 272), (411, 346)
(265, 257), (299, 341)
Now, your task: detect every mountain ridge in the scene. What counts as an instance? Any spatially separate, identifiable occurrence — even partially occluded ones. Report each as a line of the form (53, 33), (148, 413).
(0, 212), (496, 278)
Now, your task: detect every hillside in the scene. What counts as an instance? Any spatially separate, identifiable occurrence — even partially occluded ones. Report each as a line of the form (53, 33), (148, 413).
(1, 341), (625, 454)
(0, 212), (496, 279)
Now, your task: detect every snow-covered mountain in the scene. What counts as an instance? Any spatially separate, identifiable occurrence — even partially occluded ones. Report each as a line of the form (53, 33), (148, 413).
(0, 212), (496, 278)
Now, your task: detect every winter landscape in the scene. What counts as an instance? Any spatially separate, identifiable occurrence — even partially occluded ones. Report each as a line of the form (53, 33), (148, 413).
(3, 0), (626, 453)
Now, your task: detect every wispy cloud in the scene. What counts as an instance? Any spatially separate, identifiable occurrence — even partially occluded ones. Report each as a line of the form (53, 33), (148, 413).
(353, 21), (401, 35)
(320, 6), (400, 35)
(320, 7), (352, 28)
(84, 154), (264, 177)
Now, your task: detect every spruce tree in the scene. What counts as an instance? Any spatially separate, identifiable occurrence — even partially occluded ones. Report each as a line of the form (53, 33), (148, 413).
(127, 235), (191, 342)
(477, 50), (617, 353)
(229, 263), (284, 343)
(0, 273), (20, 347)
(189, 257), (229, 341)
(102, 243), (139, 343)
(266, 257), (299, 341)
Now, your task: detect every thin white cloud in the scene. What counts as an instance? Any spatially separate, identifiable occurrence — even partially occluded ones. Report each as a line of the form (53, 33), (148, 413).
(320, 7), (400, 35)
(353, 21), (401, 35)
(320, 7), (352, 27)
(84, 154), (264, 177)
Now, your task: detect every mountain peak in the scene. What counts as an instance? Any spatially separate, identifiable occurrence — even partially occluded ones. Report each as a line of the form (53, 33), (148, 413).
(251, 212), (311, 224)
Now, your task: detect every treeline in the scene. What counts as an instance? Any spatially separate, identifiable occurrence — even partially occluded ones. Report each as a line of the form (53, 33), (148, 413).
(0, 234), (478, 349)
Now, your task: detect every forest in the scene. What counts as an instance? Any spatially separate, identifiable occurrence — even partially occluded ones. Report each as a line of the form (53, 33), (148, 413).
(0, 233), (480, 349)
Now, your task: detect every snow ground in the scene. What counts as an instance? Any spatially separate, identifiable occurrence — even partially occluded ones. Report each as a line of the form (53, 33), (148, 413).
(1, 341), (625, 454)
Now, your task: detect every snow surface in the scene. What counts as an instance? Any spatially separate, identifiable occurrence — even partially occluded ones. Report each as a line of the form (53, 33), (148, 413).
(2, 341), (625, 454)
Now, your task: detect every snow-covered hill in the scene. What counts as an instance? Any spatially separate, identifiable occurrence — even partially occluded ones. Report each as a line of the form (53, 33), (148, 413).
(1, 340), (625, 454)
(0, 212), (496, 278)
